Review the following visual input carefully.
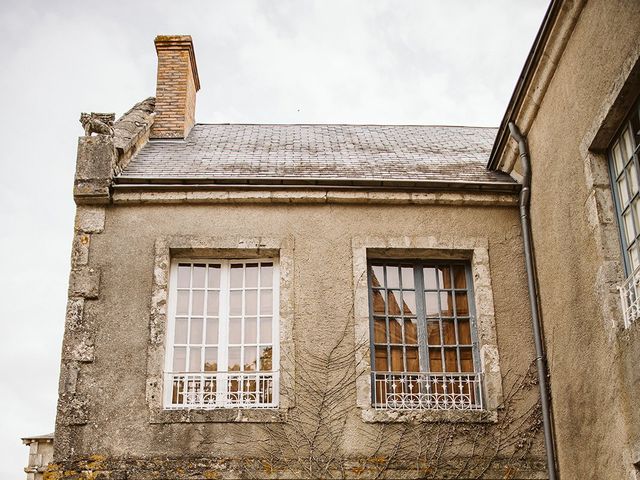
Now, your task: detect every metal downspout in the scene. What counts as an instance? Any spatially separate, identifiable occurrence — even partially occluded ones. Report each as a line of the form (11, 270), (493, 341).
(508, 122), (559, 480)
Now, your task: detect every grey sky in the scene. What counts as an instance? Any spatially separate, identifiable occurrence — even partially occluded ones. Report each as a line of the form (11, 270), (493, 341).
(0, 0), (547, 475)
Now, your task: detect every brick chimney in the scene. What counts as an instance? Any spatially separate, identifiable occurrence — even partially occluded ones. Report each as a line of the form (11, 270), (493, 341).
(150, 35), (201, 139)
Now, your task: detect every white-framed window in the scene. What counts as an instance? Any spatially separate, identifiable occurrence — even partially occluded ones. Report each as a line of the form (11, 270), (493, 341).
(609, 98), (640, 327)
(367, 260), (483, 411)
(164, 259), (279, 409)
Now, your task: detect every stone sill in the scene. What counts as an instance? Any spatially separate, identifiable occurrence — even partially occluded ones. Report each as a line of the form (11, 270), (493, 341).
(149, 407), (287, 424)
(360, 407), (498, 424)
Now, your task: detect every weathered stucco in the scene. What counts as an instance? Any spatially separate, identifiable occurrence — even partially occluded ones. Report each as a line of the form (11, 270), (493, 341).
(52, 197), (546, 479)
(499, 0), (640, 478)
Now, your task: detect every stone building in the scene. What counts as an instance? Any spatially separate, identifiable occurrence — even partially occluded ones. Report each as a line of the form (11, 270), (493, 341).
(46, 0), (640, 479)
(22, 434), (54, 480)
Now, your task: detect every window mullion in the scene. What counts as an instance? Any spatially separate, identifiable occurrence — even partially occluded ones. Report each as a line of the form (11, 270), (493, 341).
(217, 260), (230, 403)
(415, 263), (429, 373)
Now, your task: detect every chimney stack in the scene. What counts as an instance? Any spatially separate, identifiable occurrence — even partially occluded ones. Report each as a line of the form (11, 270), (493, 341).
(150, 35), (200, 139)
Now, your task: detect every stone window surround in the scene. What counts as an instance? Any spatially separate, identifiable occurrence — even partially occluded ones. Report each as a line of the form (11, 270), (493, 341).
(580, 38), (640, 337)
(145, 235), (295, 423)
(352, 236), (503, 423)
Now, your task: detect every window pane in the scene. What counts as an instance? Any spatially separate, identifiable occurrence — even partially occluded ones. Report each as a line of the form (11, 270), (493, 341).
(205, 318), (219, 344)
(177, 264), (191, 288)
(260, 317), (272, 343)
(372, 289), (385, 314)
(458, 319), (472, 344)
(406, 347), (420, 372)
(444, 348), (458, 372)
(260, 290), (273, 315)
(260, 263), (273, 287)
(176, 291), (189, 315)
(245, 263), (258, 288)
(624, 209), (636, 242)
(622, 128), (634, 160)
(173, 347), (186, 371)
(245, 290), (257, 316)
(204, 347), (218, 371)
(229, 291), (242, 316)
(373, 318), (387, 343)
(390, 346), (404, 372)
(426, 321), (440, 345)
(206, 291), (219, 316)
(386, 266), (400, 288)
(619, 176), (630, 205)
(442, 320), (456, 345)
(174, 318), (188, 344)
(230, 264), (243, 288)
(229, 319), (242, 344)
(628, 162), (639, 195)
(375, 346), (388, 371)
(613, 143), (624, 174)
(387, 291), (402, 315)
(424, 267), (437, 289)
(453, 266), (466, 288)
(244, 347), (257, 371)
(401, 266), (414, 289)
(207, 264), (221, 288)
(192, 264), (206, 288)
(428, 348), (442, 372)
(259, 346), (273, 370)
(245, 317), (257, 344)
(455, 292), (469, 316)
(402, 291), (416, 315)
(189, 347), (201, 371)
(460, 347), (474, 372)
(191, 290), (204, 316)
(228, 347), (241, 371)
(424, 292), (440, 317)
(389, 318), (402, 343)
(404, 319), (418, 344)
(440, 292), (454, 316)
(371, 265), (384, 288)
(440, 267), (452, 289)
(190, 318), (203, 344)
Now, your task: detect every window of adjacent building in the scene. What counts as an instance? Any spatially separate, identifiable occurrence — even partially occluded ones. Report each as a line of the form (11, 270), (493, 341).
(609, 99), (640, 327)
(609, 98), (640, 275)
(164, 259), (279, 409)
(367, 260), (482, 410)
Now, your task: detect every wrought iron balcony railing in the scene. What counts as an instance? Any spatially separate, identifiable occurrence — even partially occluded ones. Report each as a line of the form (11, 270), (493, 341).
(619, 265), (640, 328)
(166, 371), (277, 409)
(372, 371), (483, 411)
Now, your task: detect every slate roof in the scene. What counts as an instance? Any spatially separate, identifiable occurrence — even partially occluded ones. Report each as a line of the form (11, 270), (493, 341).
(117, 124), (514, 186)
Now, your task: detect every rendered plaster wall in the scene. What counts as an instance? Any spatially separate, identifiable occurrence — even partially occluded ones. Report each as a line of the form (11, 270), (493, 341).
(52, 199), (546, 478)
(516, 0), (640, 478)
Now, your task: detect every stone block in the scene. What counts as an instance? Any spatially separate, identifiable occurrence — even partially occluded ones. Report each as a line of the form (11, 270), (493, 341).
(74, 135), (116, 204)
(69, 267), (100, 299)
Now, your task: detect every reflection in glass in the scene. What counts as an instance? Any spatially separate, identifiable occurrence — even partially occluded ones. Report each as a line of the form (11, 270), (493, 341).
(189, 347), (201, 371)
(230, 264), (243, 288)
(260, 317), (272, 343)
(245, 317), (257, 343)
(406, 347), (419, 372)
(190, 318), (203, 344)
(402, 291), (416, 315)
(245, 263), (258, 288)
(260, 263), (273, 287)
(229, 291), (242, 316)
(207, 264), (221, 288)
(404, 319), (418, 344)
(229, 319), (242, 344)
(245, 290), (257, 316)
(176, 291), (189, 315)
(259, 346), (273, 370)
(390, 346), (404, 372)
(192, 264), (206, 288)
(373, 318), (386, 343)
(427, 321), (440, 345)
(453, 265), (466, 288)
(228, 347), (241, 371)
(442, 320), (456, 345)
(260, 290), (273, 315)
(244, 347), (257, 371)
(174, 318), (187, 344)
(206, 318), (219, 344)
(173, 347), (186, 371)
(455, 292), (469, 316)
(191, 290), (204, 316)
(177, 264), (191, 288)
(458, 319), (472, 344)
(371, 266), (384, 288)
(387, 291), (402, 315)
(424, 292), (439, 316)
(389, 318), (402, 343)
(372, 289), (385, 314)
(204, 347), (218, 371)
(375, 346), (388, 371)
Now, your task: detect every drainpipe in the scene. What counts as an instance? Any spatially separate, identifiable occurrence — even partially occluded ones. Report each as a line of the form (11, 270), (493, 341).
(508, 122), (559, 480)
